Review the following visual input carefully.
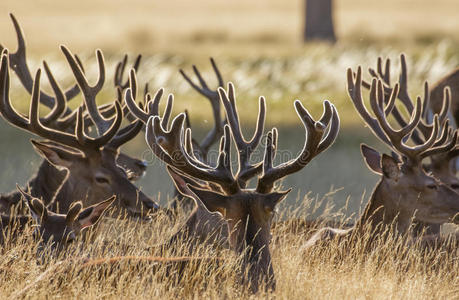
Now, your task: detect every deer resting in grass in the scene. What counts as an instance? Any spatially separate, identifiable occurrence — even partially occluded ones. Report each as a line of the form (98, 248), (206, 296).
(0, 51), (159, 217)
(0, 186), (114, 256)
(362, 55), (459, 238)
(0, 14), (148, 211)
(143, 82), (340, 292)
(362, 54), (459, 189)
(303, 68), (459, 249)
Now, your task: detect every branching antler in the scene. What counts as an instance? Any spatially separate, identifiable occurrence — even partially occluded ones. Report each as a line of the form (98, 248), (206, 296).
(347, 67), (457, 166)
(180, 58), (225, 154)
(142, 81), (339, 195)
(0, 51), (141, 152)
(257, 100), (339, 193)
(1, 13), (81, 117)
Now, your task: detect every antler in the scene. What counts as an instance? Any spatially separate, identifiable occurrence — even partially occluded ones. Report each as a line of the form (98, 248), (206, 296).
(218, 83), (266, 186)
(144, 82), (338, 195)
(256, 100), (340, 193)
(1, 14), (81, 117)
(180, 58), (225, 154)
(347, 67), (456, 165)
(0, 51), (125, 152)
(363, 54), (450, 143)
(114, 54), (142, 91)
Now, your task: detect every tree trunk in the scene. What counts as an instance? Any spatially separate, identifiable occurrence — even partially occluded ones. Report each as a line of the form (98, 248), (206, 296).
(304, 0), (336, 43)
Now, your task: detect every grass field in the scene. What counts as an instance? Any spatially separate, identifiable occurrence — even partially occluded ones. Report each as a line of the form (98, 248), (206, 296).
(0, 1), (459, 299)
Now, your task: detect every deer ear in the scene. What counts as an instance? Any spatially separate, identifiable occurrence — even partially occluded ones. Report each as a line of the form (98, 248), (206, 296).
(166, 166), (208, 198)
(75, 196), (115, 230)
(361, 144), (382, 174)
(28, 198), (48, 222)
(66, 201), (82, 225)
(381, 154), (400, 180)
(263, 189), (291, 213)
(186, 184), (230, 216)
(31, 140), (83, 169)
(17, 185), (47, 222)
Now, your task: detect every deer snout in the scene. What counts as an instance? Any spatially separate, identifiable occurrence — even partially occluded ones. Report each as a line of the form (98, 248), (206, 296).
(142, 198), (159, 210)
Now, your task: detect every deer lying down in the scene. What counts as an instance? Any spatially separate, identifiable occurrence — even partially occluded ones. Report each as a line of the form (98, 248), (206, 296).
(0, 14), (148, 213)
(0, 187), (114, 257)
(302, 68), (459, 250)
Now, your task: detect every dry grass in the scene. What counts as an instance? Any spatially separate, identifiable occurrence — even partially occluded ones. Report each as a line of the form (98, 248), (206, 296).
(1, 2), (459, 299)
(1, 198), (458, 299)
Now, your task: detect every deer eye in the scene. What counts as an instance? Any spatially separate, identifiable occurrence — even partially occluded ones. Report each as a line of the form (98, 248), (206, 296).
(426, 184), (437, 190)
(450, 184), (459, 190)
(95, 176), (110, 185)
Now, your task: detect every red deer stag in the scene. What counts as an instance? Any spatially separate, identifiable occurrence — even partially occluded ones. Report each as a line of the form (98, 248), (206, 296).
(362, 54), (459, 189)
(303, 68), (459, 249)
(0, 186), (114, 256)
(0, 14), (147, 211)
(143, 82), (340, 292)
(0, 51), (159, 217)
(125, 70), (229, 251)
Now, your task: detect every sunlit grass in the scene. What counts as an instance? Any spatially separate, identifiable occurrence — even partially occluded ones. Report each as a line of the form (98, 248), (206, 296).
(0, 196), (457, 299)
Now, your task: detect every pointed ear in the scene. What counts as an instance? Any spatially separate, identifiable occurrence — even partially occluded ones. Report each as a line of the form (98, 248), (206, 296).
(31, 140), (83, 169)
(186, 184), (231, 215)
(166, 166), (208, 198)
(263, 189), (291, 213)
(66, 201), (82, 225)
(381, 154), (400, 180)
(75, 196), (115, 230)
(17, 185), (47, 222)
(361, 144), (382, 174)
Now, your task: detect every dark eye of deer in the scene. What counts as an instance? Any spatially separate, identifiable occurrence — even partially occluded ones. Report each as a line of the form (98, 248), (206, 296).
(95, 176), (110, 185)
(426, 184), (437, 190)
(450, 184), (459, 190)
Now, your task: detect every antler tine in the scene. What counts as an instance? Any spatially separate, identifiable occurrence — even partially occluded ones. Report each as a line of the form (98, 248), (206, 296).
(28, 70), (87, 150)
(2, 53), (123, 152)
(107, 119), (143, 150)
(256, 99), (338, 194)
(346, 67), (392, 145)
(125, 69), (168, 125)
(317, 102), (340, 154)
(180, 58), (226, 153)
(114, 54), (142, 90)
(161, 94), (174, 129)
(420, 128), (458, 159)
(1, 51), (30, 129)
(7, 14), (79, 113)
(74, 101), (124, 149)
(146, 115), (237, 193)
(218, 83), (266, 184)
(365, 56), (435, 145)
(61, 45), (113, 135)
(40, 61), (67, 125)
(370, 78), (441, 163)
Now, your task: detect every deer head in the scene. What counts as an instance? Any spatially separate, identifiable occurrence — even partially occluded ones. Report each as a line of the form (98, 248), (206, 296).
(348, 67), (459, 232)
(0, 50), (158, 217)
(135, 82), (339, 292)
(17, 186), (114, 257)
(1, 13), (148, 182)
(361, 55), (459, 190)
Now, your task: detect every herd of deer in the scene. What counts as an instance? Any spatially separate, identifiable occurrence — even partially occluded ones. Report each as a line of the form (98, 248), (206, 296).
(0, 14), (458, 293)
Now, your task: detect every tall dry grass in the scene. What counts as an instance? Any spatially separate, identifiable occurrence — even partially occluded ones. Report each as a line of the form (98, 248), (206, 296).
(1, 195), (457, 299)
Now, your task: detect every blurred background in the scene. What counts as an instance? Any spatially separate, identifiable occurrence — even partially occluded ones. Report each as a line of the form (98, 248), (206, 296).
(1, 0), (459, 219)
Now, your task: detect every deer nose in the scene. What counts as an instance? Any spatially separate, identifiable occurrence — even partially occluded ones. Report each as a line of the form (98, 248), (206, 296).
(136, 160), (148, 170)
(143, 199), (159, 210)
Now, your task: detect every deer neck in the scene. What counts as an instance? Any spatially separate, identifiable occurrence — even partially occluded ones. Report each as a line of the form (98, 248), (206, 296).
(1, 160), (66, 209)
(28, 160), (67, 205)
(49, 172), (87, 213)
(354, 179), (400, 234)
